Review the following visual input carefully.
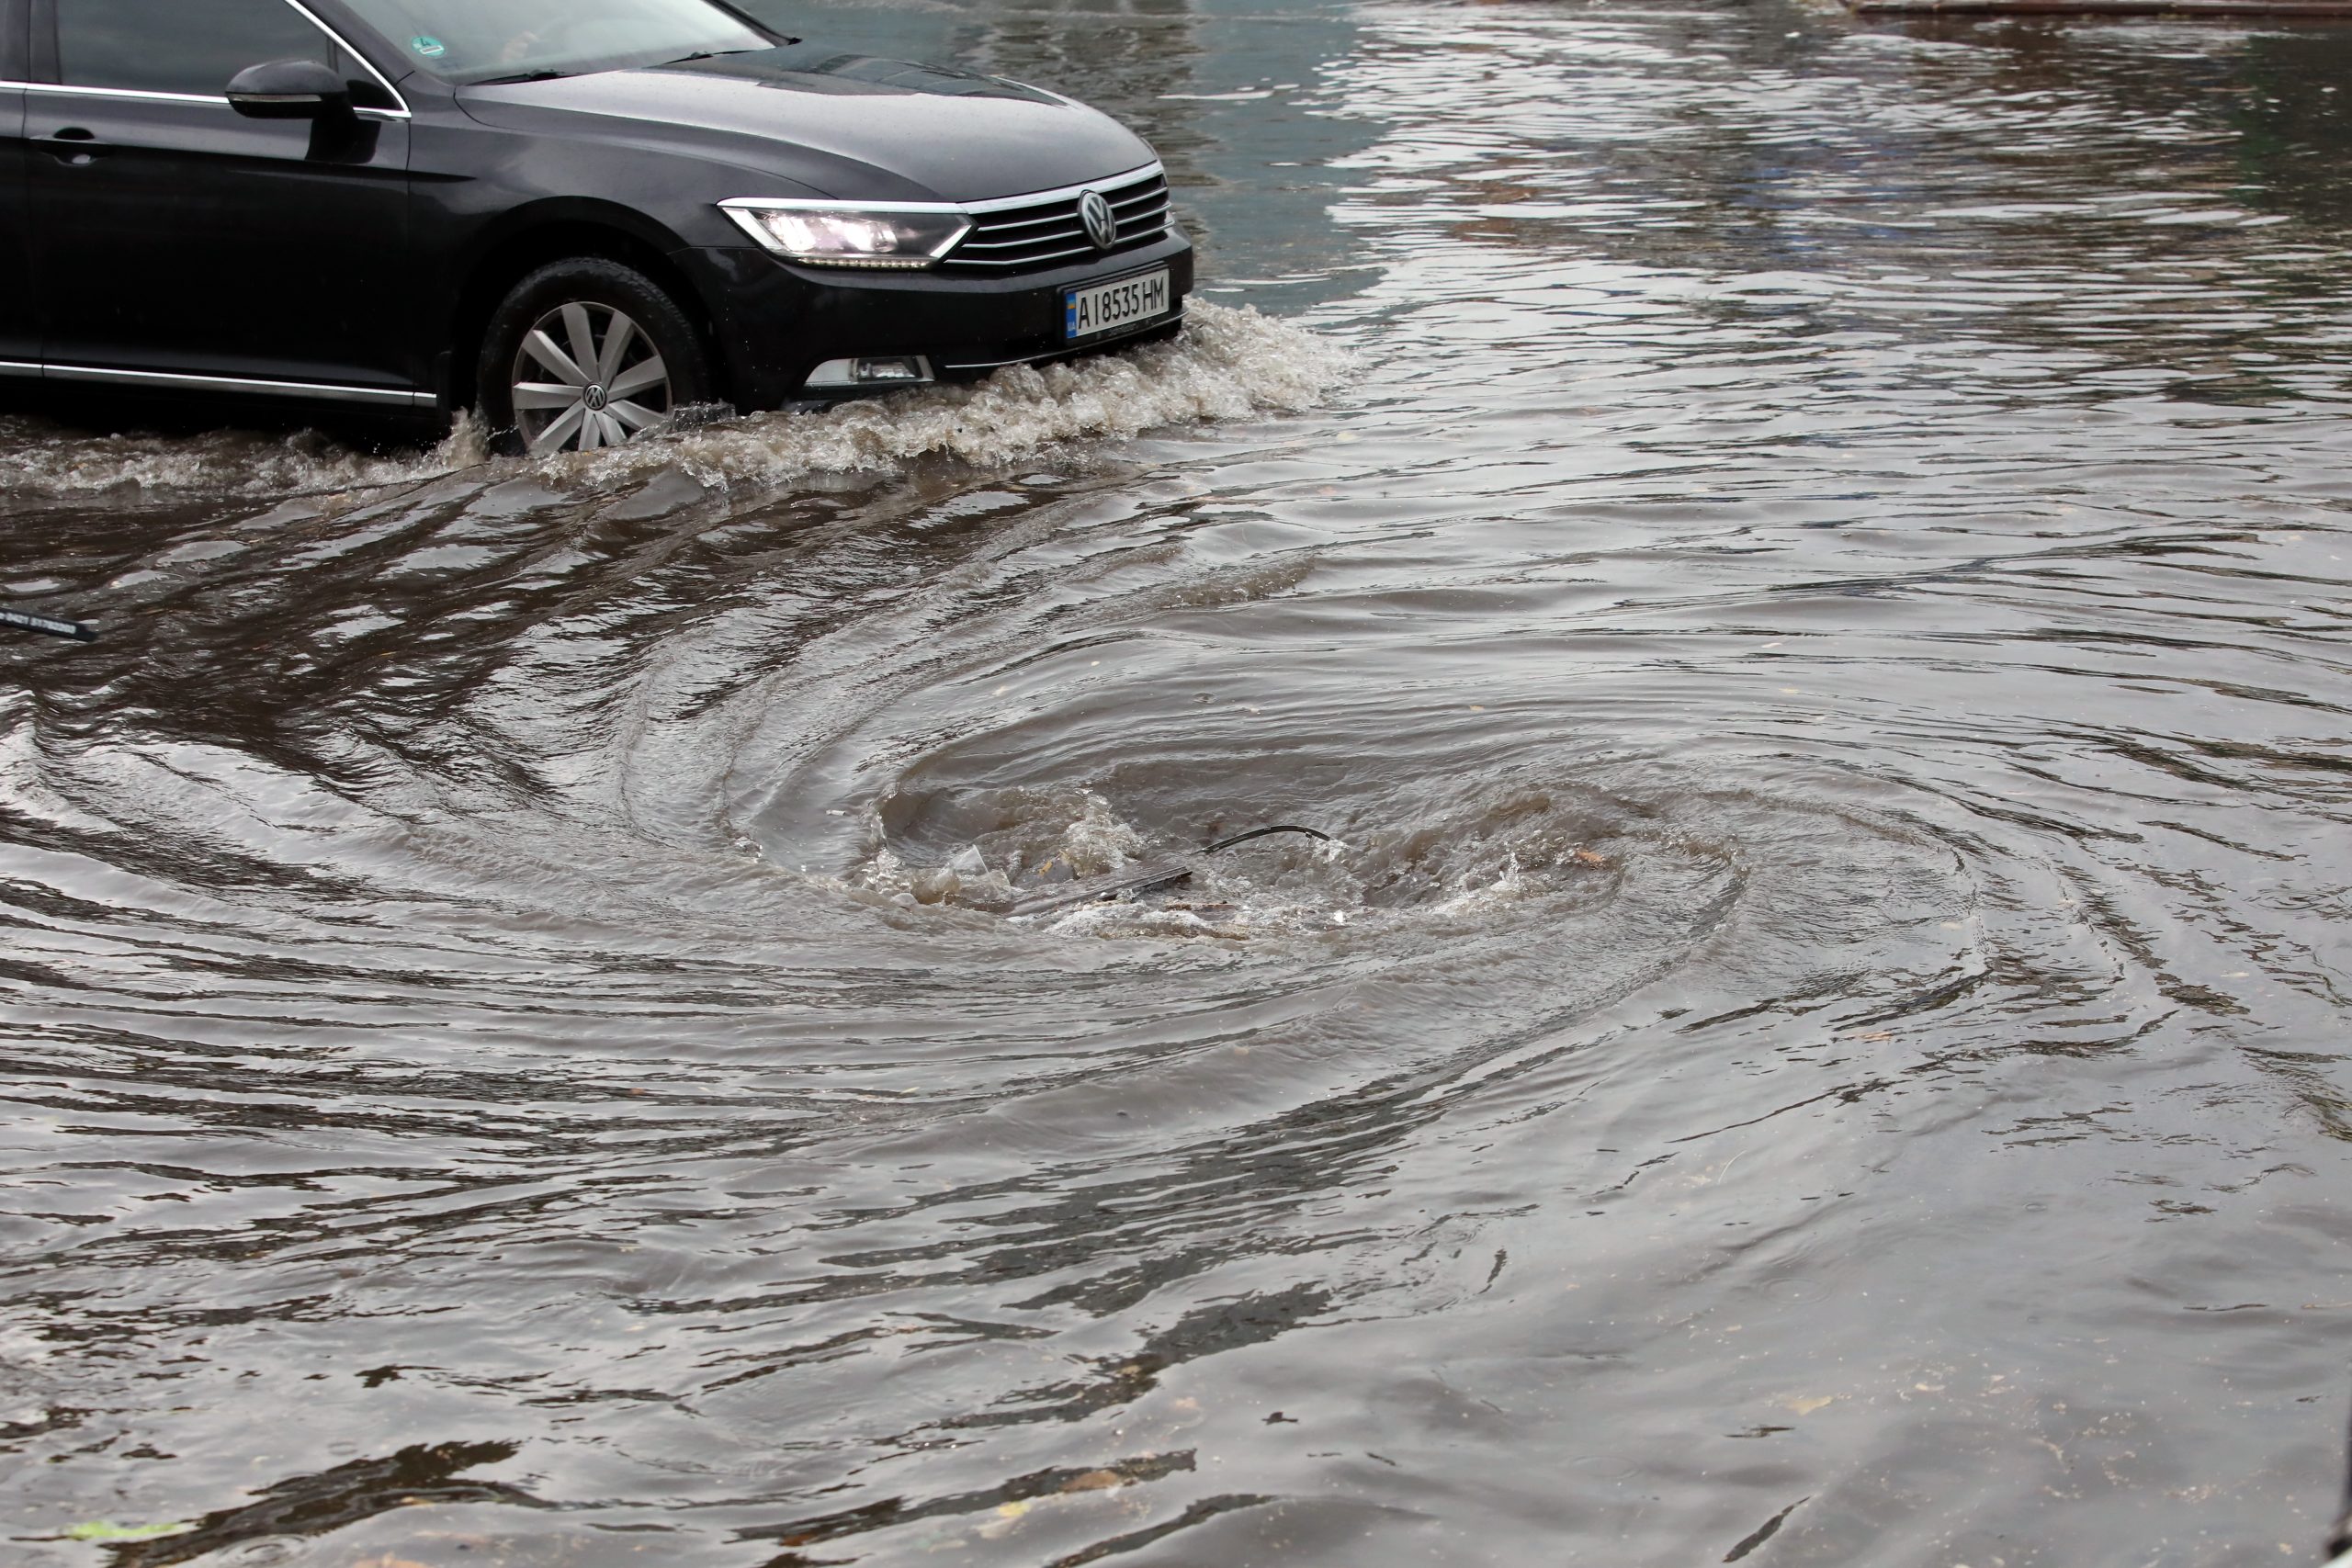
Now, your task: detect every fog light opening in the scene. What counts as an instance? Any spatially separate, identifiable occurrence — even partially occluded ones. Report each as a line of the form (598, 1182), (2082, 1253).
(804, 355), (935, 390)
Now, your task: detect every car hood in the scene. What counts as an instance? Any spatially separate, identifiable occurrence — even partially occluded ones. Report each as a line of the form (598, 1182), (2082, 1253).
(457, 45), (1159, 204)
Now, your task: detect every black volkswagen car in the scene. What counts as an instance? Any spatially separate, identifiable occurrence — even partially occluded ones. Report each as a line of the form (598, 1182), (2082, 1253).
(0, 0), (1193, 454)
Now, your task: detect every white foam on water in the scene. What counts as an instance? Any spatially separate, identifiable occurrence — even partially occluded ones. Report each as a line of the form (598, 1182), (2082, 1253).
(854, 782), (1620, 948)
(0, 304), (1346, 500)
(545, 301), (1351, 486)
(0, 412), (488, 500)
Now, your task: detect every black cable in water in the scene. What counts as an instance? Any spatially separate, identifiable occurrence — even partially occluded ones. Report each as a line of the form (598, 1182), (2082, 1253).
(1204, 825), (1334, 853)
(2, 607), (97, 642)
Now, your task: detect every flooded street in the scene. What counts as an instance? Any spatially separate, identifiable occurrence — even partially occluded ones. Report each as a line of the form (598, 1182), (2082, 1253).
(8, 1), (2352, 1562)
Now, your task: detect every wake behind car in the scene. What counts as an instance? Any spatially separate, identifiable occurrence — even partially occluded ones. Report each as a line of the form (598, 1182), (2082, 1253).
(0, 0), (1193, 453)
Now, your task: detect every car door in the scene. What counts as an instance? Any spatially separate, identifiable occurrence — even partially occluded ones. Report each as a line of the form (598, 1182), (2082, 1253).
(27, 0), (420, 400)
(0, 0), (33, 372)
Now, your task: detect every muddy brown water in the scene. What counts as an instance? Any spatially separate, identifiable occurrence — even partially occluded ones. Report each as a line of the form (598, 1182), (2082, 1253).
(6, 3), (2352, 1564)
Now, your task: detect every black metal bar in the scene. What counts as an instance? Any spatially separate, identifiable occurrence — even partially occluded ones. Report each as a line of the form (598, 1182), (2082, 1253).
(1, 607), (98, 642)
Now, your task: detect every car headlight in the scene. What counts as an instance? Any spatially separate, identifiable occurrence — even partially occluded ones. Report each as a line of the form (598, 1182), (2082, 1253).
(720, 200), (972, 268)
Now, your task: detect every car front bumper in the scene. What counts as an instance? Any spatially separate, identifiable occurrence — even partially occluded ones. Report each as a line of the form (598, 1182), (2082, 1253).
(676, 233), (1196, 412)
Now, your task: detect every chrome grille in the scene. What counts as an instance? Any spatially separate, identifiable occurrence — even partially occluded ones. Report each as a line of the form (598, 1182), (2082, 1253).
(942, 170), (1172, 273)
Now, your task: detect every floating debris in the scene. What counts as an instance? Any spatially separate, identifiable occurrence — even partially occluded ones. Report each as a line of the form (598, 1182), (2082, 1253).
(62, 1521), (195, 1542)
(1, 606), (96, 642)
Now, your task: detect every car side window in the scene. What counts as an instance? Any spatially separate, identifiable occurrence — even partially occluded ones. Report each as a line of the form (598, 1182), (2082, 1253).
(4, 0), (28, 82)
(53, 0), (341, 96)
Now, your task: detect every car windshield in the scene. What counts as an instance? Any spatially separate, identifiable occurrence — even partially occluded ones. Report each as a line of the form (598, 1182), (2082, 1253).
(339, 0), (775, 85)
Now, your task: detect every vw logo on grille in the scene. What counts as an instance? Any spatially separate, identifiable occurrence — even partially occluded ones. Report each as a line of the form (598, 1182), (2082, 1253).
(1079, 189), (1118, 252)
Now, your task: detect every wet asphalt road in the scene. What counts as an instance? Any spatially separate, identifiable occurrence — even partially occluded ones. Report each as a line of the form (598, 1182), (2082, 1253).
(6, 2), (2352, 1564)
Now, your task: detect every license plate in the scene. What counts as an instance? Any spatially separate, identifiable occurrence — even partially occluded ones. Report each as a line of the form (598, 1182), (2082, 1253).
(1065, 268), (1171, 342)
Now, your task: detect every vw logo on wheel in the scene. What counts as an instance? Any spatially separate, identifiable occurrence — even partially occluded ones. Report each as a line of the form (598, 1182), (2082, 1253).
(1079, 189), (1118, 251)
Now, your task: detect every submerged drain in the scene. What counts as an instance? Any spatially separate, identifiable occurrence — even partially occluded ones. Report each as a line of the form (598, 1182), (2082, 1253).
(855, 786), (1627, 944)
(1005, 825), (1338, 918)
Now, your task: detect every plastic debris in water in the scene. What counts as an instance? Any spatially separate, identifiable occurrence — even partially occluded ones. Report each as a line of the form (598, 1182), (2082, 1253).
(2, 606), (97, 642)
(909, 868), (961, 905)
(63, 1522), (196, 1542)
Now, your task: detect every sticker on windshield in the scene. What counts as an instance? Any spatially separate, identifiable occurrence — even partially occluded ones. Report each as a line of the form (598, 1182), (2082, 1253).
(410, 36), (447, 59)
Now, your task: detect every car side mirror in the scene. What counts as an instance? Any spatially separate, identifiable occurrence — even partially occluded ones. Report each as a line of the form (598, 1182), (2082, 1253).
(226, 59), (355, 120)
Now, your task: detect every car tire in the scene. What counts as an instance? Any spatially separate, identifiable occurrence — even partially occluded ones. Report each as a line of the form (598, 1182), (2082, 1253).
(476, 258), (717, 457)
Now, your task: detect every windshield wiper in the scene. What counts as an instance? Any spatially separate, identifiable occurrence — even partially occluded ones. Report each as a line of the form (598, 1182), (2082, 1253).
(664, 48), (763, 64)
(474, 68), (571, 85)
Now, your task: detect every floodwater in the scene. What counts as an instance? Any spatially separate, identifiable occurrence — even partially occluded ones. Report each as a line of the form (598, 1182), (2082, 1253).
(6, 1), (2352, 1563)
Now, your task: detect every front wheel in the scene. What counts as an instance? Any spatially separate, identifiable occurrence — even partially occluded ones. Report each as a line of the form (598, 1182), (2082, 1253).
(476, 258), (717, 457)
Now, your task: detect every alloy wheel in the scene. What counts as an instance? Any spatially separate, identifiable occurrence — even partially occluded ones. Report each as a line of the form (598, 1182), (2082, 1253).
(510, 301), (673, 456)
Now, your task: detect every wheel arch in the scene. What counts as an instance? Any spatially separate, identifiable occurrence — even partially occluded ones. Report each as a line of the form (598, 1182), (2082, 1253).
(441, 202), (722, 412)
